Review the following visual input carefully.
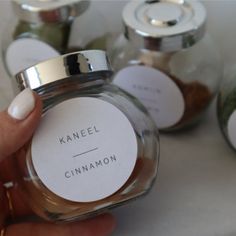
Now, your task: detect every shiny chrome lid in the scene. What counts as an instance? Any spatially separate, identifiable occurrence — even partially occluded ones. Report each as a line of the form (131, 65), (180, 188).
(12, 0), (90, 23)
(123, 0), (207, 52)
(16, 50), (112, 90)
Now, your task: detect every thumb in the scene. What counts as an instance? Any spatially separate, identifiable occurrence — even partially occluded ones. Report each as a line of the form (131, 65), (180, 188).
(0, 88), (42, 160)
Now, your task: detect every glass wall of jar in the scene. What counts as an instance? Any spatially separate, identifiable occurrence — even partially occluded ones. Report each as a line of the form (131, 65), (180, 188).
(69, 0), (115, 52)
(110, 0), (222, 132)
(14, 50), (159, 222)
(2, 0), (89, 80)
(217, 67), (236, 151)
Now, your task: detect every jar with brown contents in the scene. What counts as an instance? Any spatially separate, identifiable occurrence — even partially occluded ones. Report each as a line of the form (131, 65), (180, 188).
(110, 0), (222, 131)
(13, 50), (159, 222)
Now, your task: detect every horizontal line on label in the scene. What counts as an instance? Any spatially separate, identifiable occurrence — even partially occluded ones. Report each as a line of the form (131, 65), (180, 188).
(73, 147), (99, 158)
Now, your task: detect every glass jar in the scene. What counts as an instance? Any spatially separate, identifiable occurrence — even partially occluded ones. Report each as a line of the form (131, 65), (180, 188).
(14, 50), (159, 222)
(217, 68), (236, 151)
(69, 1), (128, 52)
(2, 0), (89, 78)
(69, 0), (111, 52)
(110, 0), (222, 131)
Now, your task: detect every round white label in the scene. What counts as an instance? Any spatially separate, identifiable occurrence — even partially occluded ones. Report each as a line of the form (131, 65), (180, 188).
(113, 66), (185, 129)
(6, 38), (60, 76)
(227, 111), (236, 149)
(31, 97), (138, 202)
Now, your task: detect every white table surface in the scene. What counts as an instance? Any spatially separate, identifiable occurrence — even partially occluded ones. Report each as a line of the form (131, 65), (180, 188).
(113, 101), (236, 236)
(1, 1), (236, 236)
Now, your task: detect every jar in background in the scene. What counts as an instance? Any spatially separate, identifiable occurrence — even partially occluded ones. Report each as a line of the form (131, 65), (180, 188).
(69, 0), (112, 52)
(2, 0), (89, 78)
(217, 68), (236, 151)
(14, 50), (159, 222)
(110, 0), (222, 131)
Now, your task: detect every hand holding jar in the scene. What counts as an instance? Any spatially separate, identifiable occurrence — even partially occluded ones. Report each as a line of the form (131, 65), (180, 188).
(0, 89), (115, 236)
(0, 50), (158, 224)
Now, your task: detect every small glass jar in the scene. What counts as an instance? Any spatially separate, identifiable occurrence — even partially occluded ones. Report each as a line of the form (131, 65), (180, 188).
(217, 68), (236, 151)
(69, 0), (112, 52)
(2, 0), (89, 78)
(110, 0), (222, 131)
(14, 50), (159, 222)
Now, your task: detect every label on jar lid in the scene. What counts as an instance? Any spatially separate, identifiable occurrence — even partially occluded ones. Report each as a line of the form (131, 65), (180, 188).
(227, 111), (236, 149)
(113, 65), (185, 129)
(5, 38), (59, 76)
(31, 97), (138, 202)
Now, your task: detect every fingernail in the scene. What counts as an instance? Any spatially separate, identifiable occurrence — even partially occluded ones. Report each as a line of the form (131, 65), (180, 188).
(8, 88), (35, 120)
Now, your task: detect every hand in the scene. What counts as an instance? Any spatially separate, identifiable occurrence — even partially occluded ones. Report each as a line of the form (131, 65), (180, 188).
(0, 89), (116, 236)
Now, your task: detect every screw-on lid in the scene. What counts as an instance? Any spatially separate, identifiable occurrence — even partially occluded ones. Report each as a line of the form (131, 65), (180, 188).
(123, 0), (207, 52)
(12, 0), (90, 23)
(16, 50), (113, 90)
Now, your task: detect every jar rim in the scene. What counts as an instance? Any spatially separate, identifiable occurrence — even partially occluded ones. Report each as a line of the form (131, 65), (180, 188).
(123, 0), (207, 52)
(12, 0), (90, 23)
(15, 50), (113, 91)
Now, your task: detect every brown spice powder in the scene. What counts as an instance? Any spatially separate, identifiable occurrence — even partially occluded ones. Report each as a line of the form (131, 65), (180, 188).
(14, 145), (157, 221)
(171, 75), (213, 128)
(137, 57), (213, 129)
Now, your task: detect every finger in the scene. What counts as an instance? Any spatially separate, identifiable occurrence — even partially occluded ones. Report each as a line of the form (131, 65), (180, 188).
(5, 214), (116, 236)
(0, 158), (30, 219)
(0, 183), (8, 228)
(0, 88), (42, 160)
(0, 181), (32, 221)
(4, 183), (33, 218)
(0, 157), (15, 183)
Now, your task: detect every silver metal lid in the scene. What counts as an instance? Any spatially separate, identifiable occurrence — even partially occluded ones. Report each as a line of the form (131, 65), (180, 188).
(16, 50), (113, 90)
(12, 0), (90, 23)
(123, 0), (207, 52)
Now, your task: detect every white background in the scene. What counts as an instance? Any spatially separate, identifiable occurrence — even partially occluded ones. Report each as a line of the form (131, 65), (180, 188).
(0, 0), (236, 105)
(1, 1), (236, 236)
